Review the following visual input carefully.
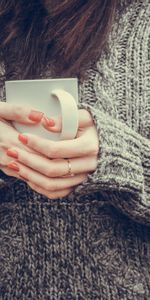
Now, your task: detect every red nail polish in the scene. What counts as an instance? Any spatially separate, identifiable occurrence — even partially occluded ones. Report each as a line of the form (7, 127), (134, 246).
(28, 110), (43, 122)
(7, 162), (20, 172)
(18, 134), (28, 145)
(6, 149), (18, 159)
(43, 116), (55, 127)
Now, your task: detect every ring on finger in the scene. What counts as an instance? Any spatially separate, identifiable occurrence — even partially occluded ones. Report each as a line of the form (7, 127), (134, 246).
(62, 159), (74, 177)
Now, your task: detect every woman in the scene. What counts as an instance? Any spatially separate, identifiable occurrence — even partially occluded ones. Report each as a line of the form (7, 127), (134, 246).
(0, 0), (150, 299)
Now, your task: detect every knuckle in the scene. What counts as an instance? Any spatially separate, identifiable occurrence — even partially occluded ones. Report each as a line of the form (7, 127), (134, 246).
(20, 155), (29, 165)
(45, 167), (58, 177)
(44, 182), (51, 191)
(29, 137), (38, 149)
(91, 157), (98, 171)
(45, 146), (53, 158)
(92, 144), (99, 155)
(61, 188), (73, 197)
(45, 169), (52, 177)
(89, 143), (99, 156)
(46, 145), (60, 158)
(13, 105), (24, 119)
(51, 146), (60, 158)
(85, 110), (93, 122)
(81, 139), (90, 155)
(44, 181), (57, 192)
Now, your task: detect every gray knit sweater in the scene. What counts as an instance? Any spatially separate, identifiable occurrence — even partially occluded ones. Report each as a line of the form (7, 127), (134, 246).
(0, 0), (150, 299)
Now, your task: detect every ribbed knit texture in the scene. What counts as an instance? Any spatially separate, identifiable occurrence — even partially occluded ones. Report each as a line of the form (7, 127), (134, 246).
(0, 0), (150, 299)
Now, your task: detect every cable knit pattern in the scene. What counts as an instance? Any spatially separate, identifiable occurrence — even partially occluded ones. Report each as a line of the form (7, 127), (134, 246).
(0, 0), (150, 299)
(75, 0), (150, 225)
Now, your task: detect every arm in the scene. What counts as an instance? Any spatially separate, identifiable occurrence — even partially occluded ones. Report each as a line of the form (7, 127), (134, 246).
(10, 101), (149, 226)
(6, 91), (149, 226)
(73, 2), (150, 225)
(73, 104), (150, 226)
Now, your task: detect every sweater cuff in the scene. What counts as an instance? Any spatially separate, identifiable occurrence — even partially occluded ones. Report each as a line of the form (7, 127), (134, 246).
(74, 104), (144, 196)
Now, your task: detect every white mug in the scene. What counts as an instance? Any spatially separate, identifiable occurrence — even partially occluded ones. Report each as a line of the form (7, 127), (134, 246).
(5, 78), (78, 140)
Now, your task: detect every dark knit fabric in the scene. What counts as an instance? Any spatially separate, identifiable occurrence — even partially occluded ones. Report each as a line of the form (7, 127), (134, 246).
(0, 0), (150, 299)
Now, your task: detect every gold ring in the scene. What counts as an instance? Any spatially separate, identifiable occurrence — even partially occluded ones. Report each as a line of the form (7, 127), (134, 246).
(62, 159), (74, 177)
(67, 159), (74, 176)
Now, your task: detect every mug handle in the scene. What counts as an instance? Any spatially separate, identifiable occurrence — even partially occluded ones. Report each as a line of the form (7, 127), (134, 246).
(51, 89), (79, 140)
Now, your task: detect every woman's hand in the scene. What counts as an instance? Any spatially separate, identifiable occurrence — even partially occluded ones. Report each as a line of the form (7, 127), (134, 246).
(0, 102), (44, 178)
(6, 109), (99, 199)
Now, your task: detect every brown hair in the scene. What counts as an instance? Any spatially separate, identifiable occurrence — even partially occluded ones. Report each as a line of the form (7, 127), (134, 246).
(0, 0), (117, 80)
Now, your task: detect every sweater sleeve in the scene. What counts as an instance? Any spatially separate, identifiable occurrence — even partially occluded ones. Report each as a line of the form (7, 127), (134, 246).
(73, 104), (150, 226)
(73, 1), (150, 226)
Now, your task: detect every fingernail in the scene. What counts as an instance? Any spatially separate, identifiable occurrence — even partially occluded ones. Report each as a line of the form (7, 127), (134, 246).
(6, 149), (18, 159)
(28, 110), (43, 122)
(42, 116), (55, 127)
(18, 134), (28, 144)
(7, 162), (20, 172)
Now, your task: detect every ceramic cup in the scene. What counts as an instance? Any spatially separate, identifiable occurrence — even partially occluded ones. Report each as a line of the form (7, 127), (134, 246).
(5, 78), (79, 140)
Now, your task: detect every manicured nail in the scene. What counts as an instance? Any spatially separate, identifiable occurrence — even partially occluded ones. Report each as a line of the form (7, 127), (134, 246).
(42, 116), (55, 127)
(18, 134), (28, 145)
(6, 149), (18, 159)
(28, 110), (43, 122)
(7, 162), (20, 172)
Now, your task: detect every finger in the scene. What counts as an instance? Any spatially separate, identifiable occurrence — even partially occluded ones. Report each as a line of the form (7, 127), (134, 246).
(7, 147), (70, 177)
(78, 109), (94, 127)
(18, 127), (98, 158)
(6, 161), (88, 191)
(41, 109), (93, 132)
(0, 102), (44, 124)
(28, 182), (73, 199)
(0, 166), (35, 185)
(0, 166), (20, 180)
(0, 119), (42, 161)
(6, 147), (97, 177)
(41, 114), (62, 132)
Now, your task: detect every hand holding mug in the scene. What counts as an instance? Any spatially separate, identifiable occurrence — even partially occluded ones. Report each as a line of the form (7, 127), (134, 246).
(0, 101), (45, 177)
(4, 78), (99, 198)
(5, 109), (99, 199)
(5, 78), (79, 140)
